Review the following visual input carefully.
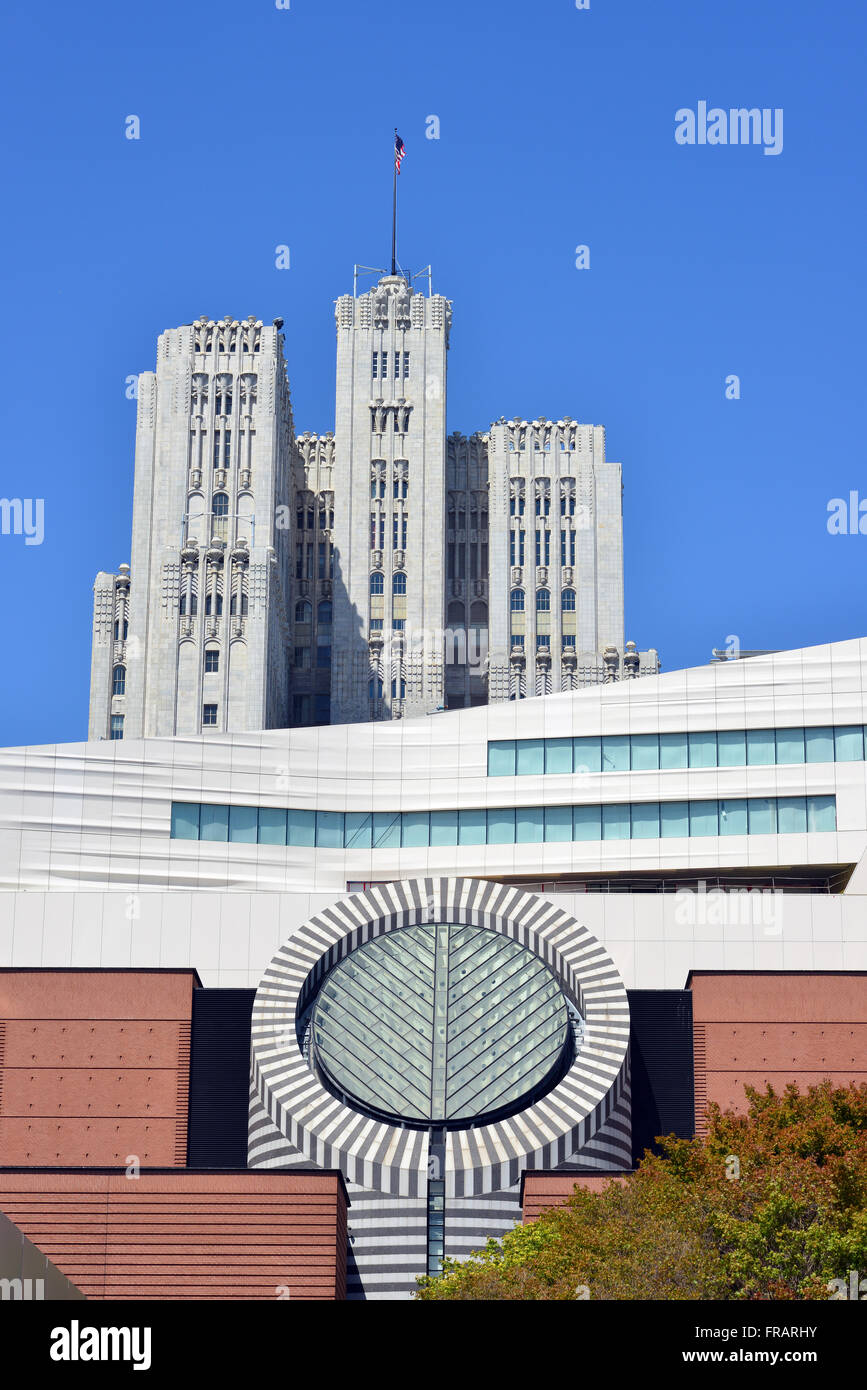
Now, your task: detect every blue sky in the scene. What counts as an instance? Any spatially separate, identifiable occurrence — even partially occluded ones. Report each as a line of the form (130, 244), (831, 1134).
(0, 0), (864, 746)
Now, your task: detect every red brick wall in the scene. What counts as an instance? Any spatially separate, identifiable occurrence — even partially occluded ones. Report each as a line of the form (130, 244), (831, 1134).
(689, 972), (867, 1131)
(522, 1172), (628, 1222)
(0, 971), (195, 1167)
(0, 1171), (347, 1300)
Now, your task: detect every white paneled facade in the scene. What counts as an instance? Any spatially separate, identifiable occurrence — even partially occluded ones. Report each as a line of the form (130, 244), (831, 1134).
(5, 638), (867, 989)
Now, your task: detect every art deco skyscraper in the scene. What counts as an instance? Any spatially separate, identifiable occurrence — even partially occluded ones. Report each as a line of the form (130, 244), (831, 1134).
(89, 281), (658, 742)
(89, 316), (295, 740)
(330, 275), (452, 724)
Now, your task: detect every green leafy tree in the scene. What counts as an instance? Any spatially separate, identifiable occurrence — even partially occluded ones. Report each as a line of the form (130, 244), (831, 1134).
(415, 1082), (867, 1300)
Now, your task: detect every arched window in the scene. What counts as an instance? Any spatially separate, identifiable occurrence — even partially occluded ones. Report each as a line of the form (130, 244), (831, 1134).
(510, 589), (525, 612)
(369, 676), (383, 699)
(113, 619), (129, 640)
(392, 571), (407, 595)
(180, 593), (197, 616)
(370, 572), (384, 595)
(294, 600), (312, 623)
(536, 589), (551, 612)
(112, 665), (126, 696)
(205, 592), (223, 616)
(212, 492), (229, 517)
(318, 600), (333, 627)
(561, 588), (576, 611)
(230, 591), (249, 616)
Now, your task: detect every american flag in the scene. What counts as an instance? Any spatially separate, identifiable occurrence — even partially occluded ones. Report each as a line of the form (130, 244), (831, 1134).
(395, 133), (406, 174)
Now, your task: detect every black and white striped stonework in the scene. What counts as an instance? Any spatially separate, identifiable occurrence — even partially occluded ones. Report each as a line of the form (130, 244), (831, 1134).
(247, 878), (631, 1297)
(345, 1187), (428, 1300)
(250, 878), (630, 1197)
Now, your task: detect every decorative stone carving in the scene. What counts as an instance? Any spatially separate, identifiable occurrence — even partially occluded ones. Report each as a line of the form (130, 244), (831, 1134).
(373, 288), (390, 328)
(191, 373), (209, 417)
(336, 295), (355, 330)
(239, 373), (257, 413)
(395, 285), (411, 328)
(161, 561), (181, 619)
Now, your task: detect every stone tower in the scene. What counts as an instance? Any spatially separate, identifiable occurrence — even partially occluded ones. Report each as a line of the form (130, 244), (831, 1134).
(487, 417), (638, 701)
(290, 431), (335, 727)
(330, 275), (452, 724)
(88, 316), (295, 740)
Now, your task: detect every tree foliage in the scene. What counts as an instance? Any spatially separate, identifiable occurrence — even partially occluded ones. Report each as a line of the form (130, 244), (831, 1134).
(414, 1082), (867, 1300)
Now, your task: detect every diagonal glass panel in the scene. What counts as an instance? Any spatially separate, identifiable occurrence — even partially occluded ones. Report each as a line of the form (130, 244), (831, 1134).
(310, 923), (570, 1125)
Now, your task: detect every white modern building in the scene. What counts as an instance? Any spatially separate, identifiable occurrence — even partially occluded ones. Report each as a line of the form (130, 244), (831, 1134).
(4, 637), (867, 1297)
(10, 638), (867, 945)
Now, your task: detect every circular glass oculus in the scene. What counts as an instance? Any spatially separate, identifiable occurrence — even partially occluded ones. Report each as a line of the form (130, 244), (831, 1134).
(310, 922), (571, 1125)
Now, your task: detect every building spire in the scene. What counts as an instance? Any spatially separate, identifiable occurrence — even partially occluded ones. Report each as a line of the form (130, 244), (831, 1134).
(392, 130), (405, 276)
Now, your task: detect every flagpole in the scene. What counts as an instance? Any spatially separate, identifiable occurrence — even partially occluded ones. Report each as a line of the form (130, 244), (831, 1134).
(391, 127), (398, 276)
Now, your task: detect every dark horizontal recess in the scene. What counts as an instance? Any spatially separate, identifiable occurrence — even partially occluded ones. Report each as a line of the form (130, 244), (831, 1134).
(417, 864), (855, 894)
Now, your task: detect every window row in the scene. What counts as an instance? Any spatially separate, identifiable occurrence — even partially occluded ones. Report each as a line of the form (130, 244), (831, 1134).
(510, 589), (575, 612)
(508, 442), (578, 452)
(372, 478), (409, 500)
(372, 351), (410, 379)
(370, 571), (407, 595)
(296, 504), (334, 530)
(179, 592), (248, 616)
(488, 725), (867, 777)
(295, 541), (334, 581)
(294, 599), (333, 624)
(510, 634), (576, 649)
(368, 676), (406, 699)
(213, 433), (232, 467)
(369, 514), (408, 550)
(170, 795), (836, 847)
